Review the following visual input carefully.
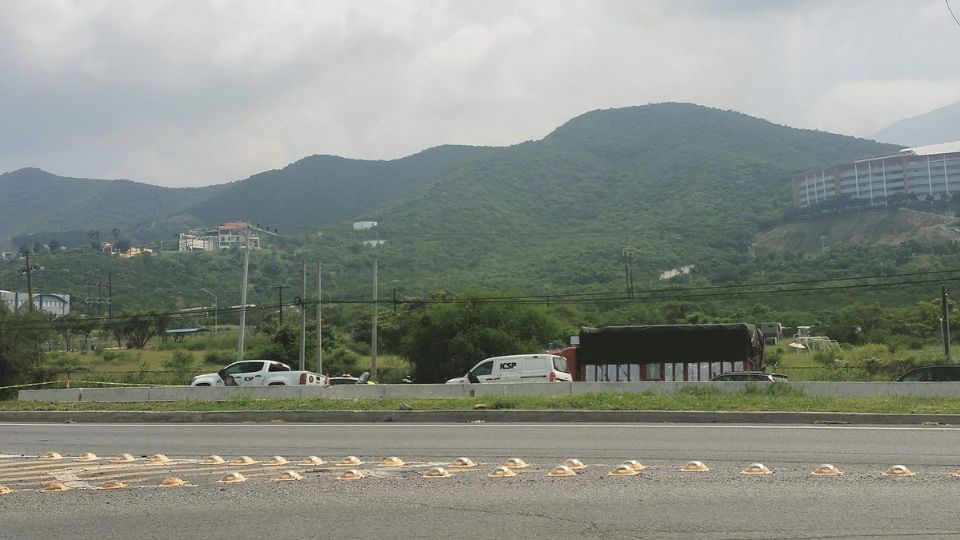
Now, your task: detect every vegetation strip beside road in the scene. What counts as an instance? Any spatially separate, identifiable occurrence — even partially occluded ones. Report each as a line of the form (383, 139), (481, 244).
(5, 387), (960, 414)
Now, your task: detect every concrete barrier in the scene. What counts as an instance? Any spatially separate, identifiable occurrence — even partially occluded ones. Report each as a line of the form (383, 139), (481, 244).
(17, 380), (960, 402)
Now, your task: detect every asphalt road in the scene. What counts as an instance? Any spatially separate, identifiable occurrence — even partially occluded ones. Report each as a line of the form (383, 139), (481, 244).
(2, 422), (960, 539)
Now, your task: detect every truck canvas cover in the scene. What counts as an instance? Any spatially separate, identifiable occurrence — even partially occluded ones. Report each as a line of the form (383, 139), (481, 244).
(577, 324), (763, 365)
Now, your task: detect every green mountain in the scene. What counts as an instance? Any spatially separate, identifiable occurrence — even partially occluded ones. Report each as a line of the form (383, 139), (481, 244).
(1, 103), (912, 308)
(361, 103), (901, 292)
(171, 145), (493, 231)
(0, 167), (222, 248)
(0, 145), (492, 249)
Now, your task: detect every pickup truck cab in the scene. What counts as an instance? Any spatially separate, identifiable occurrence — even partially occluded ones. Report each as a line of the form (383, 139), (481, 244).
(191, 360), (323, 387)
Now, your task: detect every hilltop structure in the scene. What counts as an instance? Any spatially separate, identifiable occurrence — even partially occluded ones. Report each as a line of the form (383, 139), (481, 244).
(793, 141), (960, 208)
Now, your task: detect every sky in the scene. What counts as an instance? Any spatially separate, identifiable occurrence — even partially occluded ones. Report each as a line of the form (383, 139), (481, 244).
(2, 0), (960, 187)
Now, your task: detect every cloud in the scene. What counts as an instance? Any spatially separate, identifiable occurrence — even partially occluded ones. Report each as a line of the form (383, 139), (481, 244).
(803, 80), (960, 137)
(0, 0), (958, 186)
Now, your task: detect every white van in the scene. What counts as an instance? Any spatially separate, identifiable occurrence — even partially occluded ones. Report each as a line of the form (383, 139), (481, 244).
(446, 354), (573, 384)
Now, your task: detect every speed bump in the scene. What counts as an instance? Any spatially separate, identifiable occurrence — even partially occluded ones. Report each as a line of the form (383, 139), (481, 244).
(882, 465), (915, 477)
(680, 461), (710, 473)
(76, 452), (99, 462)
(41, 481), (71, 493)
(99, 481), (127, 490)
(231, 456), (257, 466)
(148, 454), (172, 464)
(274, 470), (303, 482)
(487, 466), (517, 478)
(218, 472), (247, 484)
(561, 458), (586, 470)
(608, 465), (639, 477)
(812, 464), (843, 477)
(159, 477), (187, 487)
(547, 465), (576, 477)
(39, 452), (62, 461)
(380, 456), (405, 467)
(266, 456), (289, 466)
(741, 463), (773, 475)
(112, 453), (137, 463)
(337, 456), (364, 467)
(503, 458), (529, 469)
(0, 485), (13, 495)
(422, 467), (451, 478)
(620, 460), (646, 472)
(301, 456), (326, 466)
(202, 455), (226, 465)
(336, 469), (364, 481)
(449, 457), (476, 468)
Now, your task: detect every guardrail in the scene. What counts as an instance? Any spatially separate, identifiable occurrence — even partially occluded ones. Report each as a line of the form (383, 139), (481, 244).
(17, 381), (960, 402)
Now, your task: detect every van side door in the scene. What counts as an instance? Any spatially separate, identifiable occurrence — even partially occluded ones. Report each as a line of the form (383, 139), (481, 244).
(496, 358), (521, 382)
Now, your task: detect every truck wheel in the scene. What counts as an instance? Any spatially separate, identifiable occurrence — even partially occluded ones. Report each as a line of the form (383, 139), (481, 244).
(268, 382), (285, 386)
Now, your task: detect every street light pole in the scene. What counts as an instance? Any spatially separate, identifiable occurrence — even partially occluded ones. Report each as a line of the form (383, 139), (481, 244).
(201, 288), (217, 334)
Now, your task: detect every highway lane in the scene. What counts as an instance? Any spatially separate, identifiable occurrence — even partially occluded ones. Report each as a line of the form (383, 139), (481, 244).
(3, 422), (960, 465)
(2, 423), (960, 539)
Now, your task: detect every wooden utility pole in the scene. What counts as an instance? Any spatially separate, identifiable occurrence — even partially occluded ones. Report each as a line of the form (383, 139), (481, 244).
(315, 261), (323, 375)
(298, 260), (307, 371)
(943, 286), (951, 361)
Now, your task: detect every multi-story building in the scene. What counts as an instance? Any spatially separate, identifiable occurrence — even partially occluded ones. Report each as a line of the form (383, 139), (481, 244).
(178, 222), (260, 252)
(793, 140), (960, 208)
(0, 290), (70, 316)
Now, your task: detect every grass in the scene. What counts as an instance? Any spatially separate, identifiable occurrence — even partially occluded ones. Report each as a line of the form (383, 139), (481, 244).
(4, 387), (960, 414)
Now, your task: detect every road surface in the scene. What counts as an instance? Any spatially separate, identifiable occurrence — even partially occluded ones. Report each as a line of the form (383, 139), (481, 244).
(2, 422), (959, 539)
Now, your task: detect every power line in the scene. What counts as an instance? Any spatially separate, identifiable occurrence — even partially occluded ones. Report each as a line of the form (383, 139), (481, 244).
(947, 0), (960, 29)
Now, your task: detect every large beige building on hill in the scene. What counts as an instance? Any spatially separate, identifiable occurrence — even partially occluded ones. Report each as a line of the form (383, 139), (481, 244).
(793, 141), (960, 208)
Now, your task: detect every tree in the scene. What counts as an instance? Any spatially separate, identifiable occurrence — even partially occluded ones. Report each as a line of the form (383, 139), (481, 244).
(111, 312), (165, 349)
(51, 313), (84, 351)
(0, 306), (50, 396)
(399, 290), (564, 383)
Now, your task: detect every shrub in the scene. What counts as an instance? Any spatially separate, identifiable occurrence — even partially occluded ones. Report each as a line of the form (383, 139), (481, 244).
(204, 351), (233, 365)
(164, 351), (196, 374)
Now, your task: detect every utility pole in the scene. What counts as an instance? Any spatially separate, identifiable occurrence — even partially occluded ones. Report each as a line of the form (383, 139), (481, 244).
(237, 229), (251, 362)
(315, 261), (322, 375)
(943, 286), (951, 361)
(371, 258), (378, 381)
(298, 260), (307, 371)
(25, 252), (35, 311)
(622, 247), (635, 300)
(272, 285), (289, 324)
(108, 272), (113, 318)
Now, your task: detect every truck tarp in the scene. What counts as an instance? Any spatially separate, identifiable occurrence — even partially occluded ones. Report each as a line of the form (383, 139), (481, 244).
(577, 324), (763, 365)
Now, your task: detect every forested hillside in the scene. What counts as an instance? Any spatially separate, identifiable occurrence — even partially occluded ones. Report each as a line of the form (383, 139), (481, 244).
(360, 103), (901, 291)
(3, 103), (925, 312)
(173, 144), (493, 230)
(0, 168), (223, 246)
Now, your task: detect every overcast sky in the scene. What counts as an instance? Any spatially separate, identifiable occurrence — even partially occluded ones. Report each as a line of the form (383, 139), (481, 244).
(2, 0), (960, 187)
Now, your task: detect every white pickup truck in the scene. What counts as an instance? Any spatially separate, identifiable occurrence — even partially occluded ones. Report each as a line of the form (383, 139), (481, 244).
(190, 360), (324, 387)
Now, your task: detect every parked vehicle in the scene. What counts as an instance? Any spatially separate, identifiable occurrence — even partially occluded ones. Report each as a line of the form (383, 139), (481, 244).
(325, 372), (374, 386)
(895, 364), (960, 382)
(711, 371), (788, 382)
(557, 324), (765, 382)
(446, 354), (573, 384)
(191, 360), (323, 387)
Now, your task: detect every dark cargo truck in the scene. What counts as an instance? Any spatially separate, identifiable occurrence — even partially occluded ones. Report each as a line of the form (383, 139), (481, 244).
(557, 324), (764, 382)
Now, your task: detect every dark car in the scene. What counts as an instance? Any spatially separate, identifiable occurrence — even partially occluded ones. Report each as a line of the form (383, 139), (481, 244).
(711, 371), (788, 382)
(895, 364), (960, 382)
(325, 372), (374, 385)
